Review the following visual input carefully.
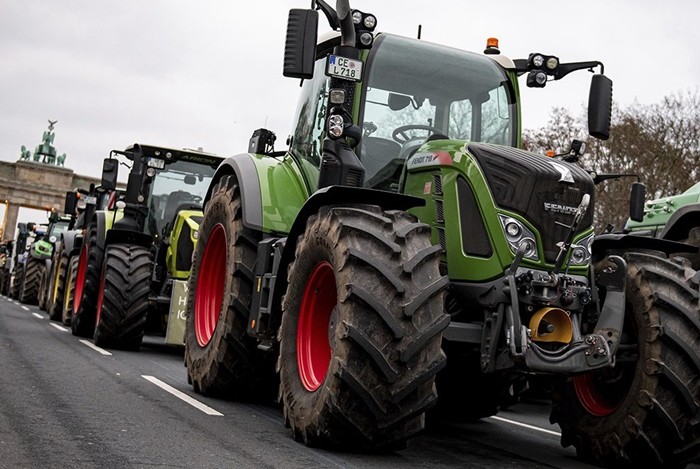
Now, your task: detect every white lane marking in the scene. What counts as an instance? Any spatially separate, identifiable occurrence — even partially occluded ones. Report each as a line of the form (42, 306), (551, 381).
(49, 323), (69, 332)
(13, 301), (19, 305)
(142, 375), (223, 416)
(31, 312), (43, 318)
(489, 415), (561, 437)
(23, 306), (31, 312)
(79, 339), (113, 356)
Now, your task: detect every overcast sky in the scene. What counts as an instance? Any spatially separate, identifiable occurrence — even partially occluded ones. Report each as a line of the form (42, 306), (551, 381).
(2, 0), (699, 226)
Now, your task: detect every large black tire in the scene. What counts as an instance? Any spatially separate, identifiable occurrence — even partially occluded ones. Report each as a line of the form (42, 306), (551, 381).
(71, 221), (104, 337)
(10, 263), (25, 299)
(19, 257), (44, 306)
(184, 176), (276, 399)
(278, 205), (449, 450)
(48, 246), (69, 321)
(62, 255), (79, 326)
(93, 244), (152, 350)
(551, 252), (700, 468)
(37, 261), (49, 311)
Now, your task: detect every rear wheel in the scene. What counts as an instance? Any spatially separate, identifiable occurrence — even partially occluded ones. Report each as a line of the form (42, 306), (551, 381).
(72, 222), (104, 337)
(10, 263), (25, 299)
(94, 244), (152, 350)
(37, 263), (49, 311)
(48, 247), (69, 321)
(184, 175), (275, 399)
(19, 257), (44, 306)
(279, 206), (449, 449)
(62, 255), (79, 326)
(551, 252), (700, 468)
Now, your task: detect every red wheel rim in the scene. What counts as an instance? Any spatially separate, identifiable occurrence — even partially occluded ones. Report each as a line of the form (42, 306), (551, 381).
(573, 372), (623, 416)
(195, 224), (227, 347)
(297, 261), (336, 392)
(74, 244), (88, 313)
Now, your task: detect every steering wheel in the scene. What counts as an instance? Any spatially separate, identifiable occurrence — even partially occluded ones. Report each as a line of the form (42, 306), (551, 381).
(392, 124), (443, 144)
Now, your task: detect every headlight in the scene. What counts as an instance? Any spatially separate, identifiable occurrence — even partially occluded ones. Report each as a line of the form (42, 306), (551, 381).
(569, 233), (593, 266)
(498, 215), (539, 261)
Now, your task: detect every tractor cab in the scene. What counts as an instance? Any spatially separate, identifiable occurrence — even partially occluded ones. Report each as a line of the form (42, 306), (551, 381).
(103, 144), (221, 242)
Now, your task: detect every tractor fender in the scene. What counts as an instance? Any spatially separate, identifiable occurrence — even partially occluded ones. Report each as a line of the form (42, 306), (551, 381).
(61, 230), (79, 257)
(269, 186), (426, 320)
(659, 203), (700, 241)
(205, 154), (264, 231)
(104, 228), (153, 249)
(592, 233), (698, 262)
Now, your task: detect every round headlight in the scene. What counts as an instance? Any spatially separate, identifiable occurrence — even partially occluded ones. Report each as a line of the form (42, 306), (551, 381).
(49, 235), (57, 243)
(531, 54), (544, 68)
(352, 11), (362, 24)
(364, 15), (376, 29)
(546, 57), (559, 70)
(146, 167), (156, 177)
(505, 222), (521, 239)
(521, 238), (537, 257)
(359, 32), (373, 46)
(535, 71), (547, 85)
(571, 247), (587, 264)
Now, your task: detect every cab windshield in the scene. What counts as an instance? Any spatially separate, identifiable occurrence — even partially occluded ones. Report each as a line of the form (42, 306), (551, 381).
(360, 33), (517, 188)
(146, 160), (214, 237)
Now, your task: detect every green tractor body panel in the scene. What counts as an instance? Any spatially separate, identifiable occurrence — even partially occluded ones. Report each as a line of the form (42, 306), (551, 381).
(248, 153), (310, 234)
(625, 181), (700, 236)
(402, 140), (593, 282)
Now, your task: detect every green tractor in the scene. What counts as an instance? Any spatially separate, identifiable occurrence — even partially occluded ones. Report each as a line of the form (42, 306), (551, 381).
(70, 144), (223, 350)
(34, 212), (73, 310)
(18, 216), (71, 306)
(182, 1), (700, 467)
(625, 181), (700, 269)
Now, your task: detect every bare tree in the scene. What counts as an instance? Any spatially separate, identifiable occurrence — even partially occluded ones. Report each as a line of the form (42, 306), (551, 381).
(524, 89), (700, 232)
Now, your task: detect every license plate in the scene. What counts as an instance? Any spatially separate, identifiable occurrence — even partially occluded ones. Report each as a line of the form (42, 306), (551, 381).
(326, 55), (363, 82)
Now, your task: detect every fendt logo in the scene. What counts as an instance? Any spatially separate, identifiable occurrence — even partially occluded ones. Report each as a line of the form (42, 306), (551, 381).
(543, 202), (578, 215)
(548, 160), (575, 184)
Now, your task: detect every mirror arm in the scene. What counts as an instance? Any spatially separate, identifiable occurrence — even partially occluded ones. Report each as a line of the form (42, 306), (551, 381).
(554, 61), (603, 80)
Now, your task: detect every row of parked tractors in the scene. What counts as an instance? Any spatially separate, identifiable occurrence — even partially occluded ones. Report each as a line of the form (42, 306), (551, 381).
(3, 1), (700, 467)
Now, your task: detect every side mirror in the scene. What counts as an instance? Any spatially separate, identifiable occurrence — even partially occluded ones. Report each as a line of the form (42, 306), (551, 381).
(64, 191), (77, 215)
(629, 182), (646, 222)
(101, 158), (118, 191)
(388, 93), (411, 111)
(283, 9), (319, 79)
(588, 74), (613, 140)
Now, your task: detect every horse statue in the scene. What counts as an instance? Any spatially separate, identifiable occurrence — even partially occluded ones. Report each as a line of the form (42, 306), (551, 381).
(56, 153), (66, 167)
(19, 145), (31, 161)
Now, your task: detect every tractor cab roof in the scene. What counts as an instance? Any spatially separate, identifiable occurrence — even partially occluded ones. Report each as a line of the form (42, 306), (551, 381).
(117, 143), (224, 169)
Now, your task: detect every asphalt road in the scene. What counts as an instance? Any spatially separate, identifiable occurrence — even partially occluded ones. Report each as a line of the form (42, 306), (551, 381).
(1, 295), (692, 469)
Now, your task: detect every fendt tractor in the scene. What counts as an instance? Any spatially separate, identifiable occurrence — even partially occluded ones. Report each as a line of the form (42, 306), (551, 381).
(70, 144), (222, 350)
(181, 1), (700, 467)
(625, 181), (700, 269)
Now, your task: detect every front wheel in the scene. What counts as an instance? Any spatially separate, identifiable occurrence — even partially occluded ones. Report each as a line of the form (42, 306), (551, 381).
(279, 205), (449, 450)
(62, 255), (79, 326)
(551, 252), (700, 467)
(93, 244), (152, 350)
(184, 175), (276, 399)
(19, 257), (44, 306)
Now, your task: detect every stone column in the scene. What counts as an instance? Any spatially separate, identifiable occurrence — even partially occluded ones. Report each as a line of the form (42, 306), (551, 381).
(3, 204), (19, 241)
